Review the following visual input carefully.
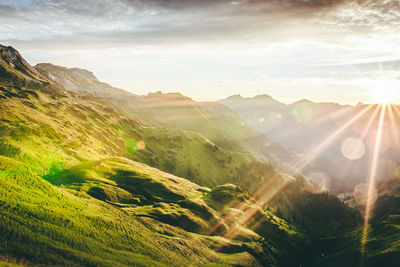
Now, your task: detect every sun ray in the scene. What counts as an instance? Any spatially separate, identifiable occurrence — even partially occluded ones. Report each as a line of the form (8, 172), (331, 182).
(387, 104), (400, 151)
(208, 105), (376, 250)
(360, 104), (387, 265)
(288, 104), (373, 175)
(203, 103), (390, 257)
(334, 105), (381, 183)
(359, 106), (381, 140)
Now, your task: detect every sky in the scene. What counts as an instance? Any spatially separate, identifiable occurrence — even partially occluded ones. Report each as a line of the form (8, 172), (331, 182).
(1, 0), (400, 104)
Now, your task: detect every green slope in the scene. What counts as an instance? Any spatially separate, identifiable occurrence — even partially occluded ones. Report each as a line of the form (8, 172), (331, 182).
(0, 45), (309, 266)
(34, 64), (335, 188)
(304, 216), (400, 267)
(0, 71), (281, 193)
(128, 126), (281, 191)
(0, 156), (308, 266)
(0, 81), (279, 192)
(34, 63), (293, 162)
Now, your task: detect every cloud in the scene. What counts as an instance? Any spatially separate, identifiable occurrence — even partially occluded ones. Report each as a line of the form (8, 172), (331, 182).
(1, 0), (399, 80)
(0, 0), (396, 47)
(124, 0), (348, 10)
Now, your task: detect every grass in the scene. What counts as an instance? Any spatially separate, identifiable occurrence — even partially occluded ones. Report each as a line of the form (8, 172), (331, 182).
(304, 215), (400, 267)
(0, 157), (258, 266)
(0, 156), (308, 266)
(129, 127), (272, 188)
(0, 80), (277, 194)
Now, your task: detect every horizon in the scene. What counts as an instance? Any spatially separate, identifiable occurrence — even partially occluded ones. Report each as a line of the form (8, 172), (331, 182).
(0, 44), (394, 106)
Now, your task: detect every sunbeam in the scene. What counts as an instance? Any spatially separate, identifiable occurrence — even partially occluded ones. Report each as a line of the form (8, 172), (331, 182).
(209, 105), (378, 252)
(289, 104), (373, 176)
(387, 104), (400, 151)
(360, 104), (387, 265)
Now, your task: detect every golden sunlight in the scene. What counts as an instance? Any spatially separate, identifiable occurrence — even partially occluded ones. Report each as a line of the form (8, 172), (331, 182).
(370, 80), (400, 104)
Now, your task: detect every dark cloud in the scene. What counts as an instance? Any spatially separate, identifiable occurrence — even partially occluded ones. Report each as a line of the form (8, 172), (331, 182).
(0, 4), (17, 16)
(124, 0), (349, 10)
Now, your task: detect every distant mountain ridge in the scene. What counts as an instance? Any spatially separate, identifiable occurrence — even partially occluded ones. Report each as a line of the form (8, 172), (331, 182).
(35, 63), (343, 186)
(35, 63), (136, 99)
(34, 64), (290, 165)
(30, 58), (400, 194)
(220, 94), (400, 192)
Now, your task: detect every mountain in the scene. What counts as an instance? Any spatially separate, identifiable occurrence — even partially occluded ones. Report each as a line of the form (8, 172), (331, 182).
(0, 45), (46, 85)
(0, 45), (311, 266)
(35, 63), (136, 99)
(1, 55), (285, 195)
(0, 45), (67, 97)
(220, 95), (400, 193)
(0, 45), (293, 266)
(1, 45), (399, 266)
(34, 64), (265, 156)
(34, 64), (338, 187)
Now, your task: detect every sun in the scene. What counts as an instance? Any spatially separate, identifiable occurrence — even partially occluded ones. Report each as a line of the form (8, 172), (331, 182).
(370, 80), (400, 104)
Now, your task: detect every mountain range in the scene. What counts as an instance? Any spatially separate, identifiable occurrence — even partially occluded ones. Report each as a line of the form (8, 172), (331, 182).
(0, 44), (399, 266)
(220, 95), (400, 192)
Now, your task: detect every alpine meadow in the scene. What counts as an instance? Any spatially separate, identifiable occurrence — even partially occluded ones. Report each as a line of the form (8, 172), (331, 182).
(1, 1), (400, 266)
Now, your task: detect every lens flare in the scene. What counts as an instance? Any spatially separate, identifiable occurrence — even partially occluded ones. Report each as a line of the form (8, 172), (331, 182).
(126, 138), (146, 154)
(137, 140), (146, 150)
(353, 183), (377, 206)
(341, 137), (365, 160)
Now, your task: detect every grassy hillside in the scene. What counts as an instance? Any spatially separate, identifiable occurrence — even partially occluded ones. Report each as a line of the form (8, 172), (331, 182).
(128, 126), (282, 191)
(1, 64), (282, 192)
(34, 63), (300, 170)
(304, 215), (400, 267)
(0, 45), (310, 266)
(35, 63), (135, 98)
(0, 156), (308, 266)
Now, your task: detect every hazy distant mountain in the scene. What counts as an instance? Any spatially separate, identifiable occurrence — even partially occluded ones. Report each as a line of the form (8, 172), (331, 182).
(35, 63), (136, 99)
(34, 64), (295, 170)
(37, 64), (349, 184)
(220, 94), (400, 192)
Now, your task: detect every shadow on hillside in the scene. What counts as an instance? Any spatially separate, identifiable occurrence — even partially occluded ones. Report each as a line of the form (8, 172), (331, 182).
(42, 165), (84, 186)
(110, 170), (186, 203)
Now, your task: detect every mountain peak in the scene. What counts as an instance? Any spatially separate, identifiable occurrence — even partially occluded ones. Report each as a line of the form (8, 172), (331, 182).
(290, 99), (315, 106)
(35, 63), (135, 99)
(145, 91), (193, 102)
(0, 44), (20, 62)
(218, 94), (243, 101)
(35, 63), (98, 82)
(0, 44), (46, 86)
(253, 94), (274, 100)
